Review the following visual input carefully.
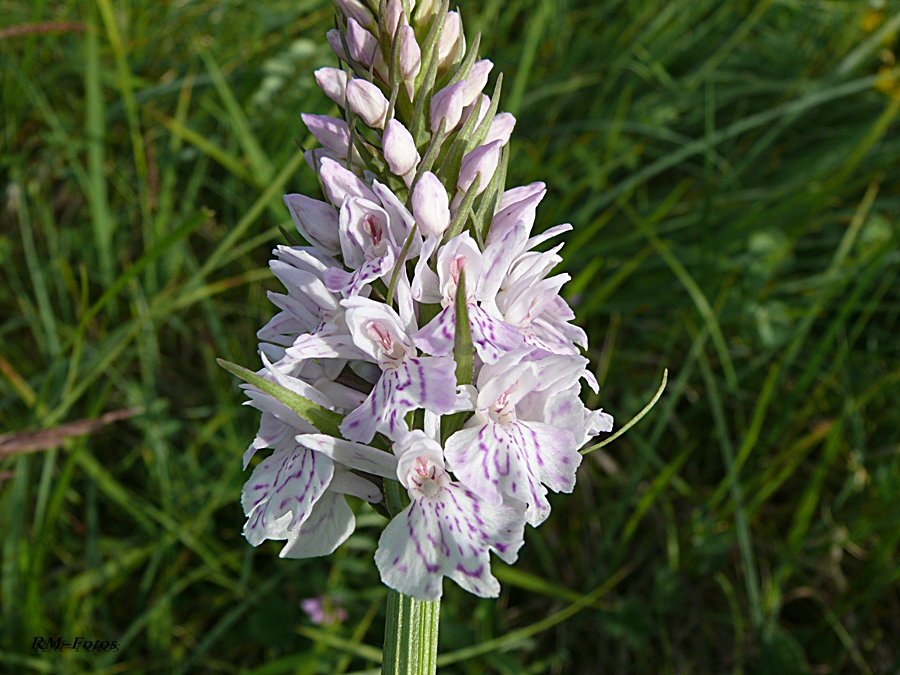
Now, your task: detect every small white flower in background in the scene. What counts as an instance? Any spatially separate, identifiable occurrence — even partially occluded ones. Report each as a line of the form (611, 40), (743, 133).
(230, 0), (614, 602)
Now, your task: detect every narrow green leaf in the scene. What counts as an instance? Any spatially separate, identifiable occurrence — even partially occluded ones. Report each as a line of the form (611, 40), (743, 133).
(439, 269), (474, 445)
(467, 72), (503, 154)
(506, 0), (551, 115)
(297, 625), (383, 663)
(200, 46), (275, 182)
(452, 268), (473, 386)
(83, 11), (115, 285)
(407, 118), (446, 197)
(581, 369), (667, 454)
(387, 226), (419, 306)
(435, 93), (484, 191)
(409, 0), (450, 146)
(413, 0), (450, 94)
(472, 142), (508, 243)
(621, 443), (694, 543)
(444, 31), (481, 89)
(154, 111), (258, 186)
(216, 358), (344, 437)
(697, 348), (762, 631)
(78, 209), (211, 331)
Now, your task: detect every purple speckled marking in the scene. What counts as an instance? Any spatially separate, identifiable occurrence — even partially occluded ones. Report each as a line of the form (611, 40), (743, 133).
(242, 442), (333, 546)
(340, 354), (456, 442)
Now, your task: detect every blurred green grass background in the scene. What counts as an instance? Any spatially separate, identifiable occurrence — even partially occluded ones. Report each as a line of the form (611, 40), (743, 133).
(2, 0), (900, 673)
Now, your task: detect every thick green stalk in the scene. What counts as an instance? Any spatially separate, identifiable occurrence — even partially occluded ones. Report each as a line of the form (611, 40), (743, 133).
(382, 589), (440, 675)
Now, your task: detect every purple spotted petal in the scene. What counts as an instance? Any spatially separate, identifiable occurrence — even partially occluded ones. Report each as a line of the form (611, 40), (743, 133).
(340, 355), (457, 442)
(411, 305), (456, 357)
(278, 491), (355, 559)
(444, 422), (545, 524)
(374, 483), (525, 601)
(413, 303), (525, 364)
(285, 333), (368, 362)
(242, 412), (287, 469)
(297, 434), (398, 478)
(241, 440), (334, 546)
(468, 305), (527, 364)
(445, 418), (576, 526)
(323, 249), (395, 297)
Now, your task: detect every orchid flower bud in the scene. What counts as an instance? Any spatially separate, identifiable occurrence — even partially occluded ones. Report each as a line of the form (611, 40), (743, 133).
(438, 12), (462, 69)
(412, 172), (451, 238)
(283, 194), (342, 256)
(337, 0), (375, 31)
(486, 182), (547, 244)
(346, 78), (390, 129)
(484, 112), (516, 147)
(315, 68), (349, 108)
(301, 114), (352, 156)
(430, 80), (466, 134)
(326, 29), (348, 61)
(460, 94), (490, 129)
(383, 119), (420, 179)
(385, 0), (403, 38)
(346, 18), (383, 70)
(398, 25), (421, 99)
(304, 147), (338, 173)
(457, 139), (502, 195)
(458, 140), (503, 193)
(460, 60), (493, 107)
(319, 157), (378, 208)
(413, 0), (437, 25)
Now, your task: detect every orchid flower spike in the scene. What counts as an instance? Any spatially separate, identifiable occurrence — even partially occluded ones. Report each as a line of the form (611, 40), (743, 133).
(228, 0), (615, 603)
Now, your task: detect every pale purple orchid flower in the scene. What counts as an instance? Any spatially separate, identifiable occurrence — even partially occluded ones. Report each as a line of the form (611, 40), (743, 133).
(239, 0), (618, 597)
(239, 356), (380, 558)
(374, 431), (526, 601)
(385, 0), (403, 38)
(337, 298), (460, 442)
(411, 172), (450, 238)
(337, 0), (375, 30)
(326, 29), (349, 62)
(412, 232), (526, 364)
(443, 352), (583, 526)
(460, 60), (493, 107)
(256, 246), (341, 344)
(301, 596), (348, 625)
(301, 114), (358, 161)
(485, 112), (516, 147)
(324, 196), (398, 297)
(430, 81), (466, 134)
(318, 157), (379, 208)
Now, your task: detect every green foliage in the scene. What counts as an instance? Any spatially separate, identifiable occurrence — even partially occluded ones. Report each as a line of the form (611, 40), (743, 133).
(2, 0), (900, 673)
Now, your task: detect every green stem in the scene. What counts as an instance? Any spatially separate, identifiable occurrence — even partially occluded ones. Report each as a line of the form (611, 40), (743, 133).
(382, 589), (440, 675)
